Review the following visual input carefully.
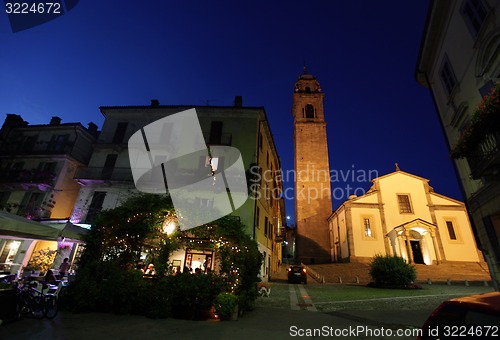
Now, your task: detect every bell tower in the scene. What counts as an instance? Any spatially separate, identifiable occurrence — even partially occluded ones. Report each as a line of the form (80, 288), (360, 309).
(292, 67), (332, 264)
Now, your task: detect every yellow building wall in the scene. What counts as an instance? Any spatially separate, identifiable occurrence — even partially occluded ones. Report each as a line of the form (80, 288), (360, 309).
(377, 173), (433, 228)
(434, 210), (480, 262)
(51, 160), (81, 219)
(329, 208), (349, 261)
(349, 207), (385, 258)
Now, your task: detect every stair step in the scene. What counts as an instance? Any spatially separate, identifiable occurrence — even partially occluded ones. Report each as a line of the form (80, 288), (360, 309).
(308, 262), (491, 284)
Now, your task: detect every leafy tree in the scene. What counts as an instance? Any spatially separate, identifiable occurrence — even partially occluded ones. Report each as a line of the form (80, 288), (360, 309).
(68, 192), (263, 317)
(79, 193), (176, 271)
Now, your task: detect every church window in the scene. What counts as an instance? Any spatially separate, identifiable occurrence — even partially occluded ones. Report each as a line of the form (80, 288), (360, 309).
(461, 0), (488, 38)
(305, 104), (315, 118)
(364, 218), (372, 237)
(397, 194), (413, 214)
(446, 221), (457, 240)
(440, 55), (457, 96)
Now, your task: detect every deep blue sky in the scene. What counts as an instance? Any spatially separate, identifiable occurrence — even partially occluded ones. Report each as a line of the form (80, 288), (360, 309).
(0, 1), (461, 223)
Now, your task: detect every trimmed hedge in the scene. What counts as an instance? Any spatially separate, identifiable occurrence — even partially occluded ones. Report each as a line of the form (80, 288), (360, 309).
(63, 260), (226, 319)
(369, 255), (416, 287)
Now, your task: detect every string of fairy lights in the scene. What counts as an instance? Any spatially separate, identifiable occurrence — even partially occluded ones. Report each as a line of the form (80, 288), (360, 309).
(97, 210), (251, 292)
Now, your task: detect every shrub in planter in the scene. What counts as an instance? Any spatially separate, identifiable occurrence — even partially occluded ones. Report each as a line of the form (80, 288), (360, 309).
(135, 278), (173, 319)
(369, 254), (416, 287)
(169, 272), (225, 320)
(238, 284), (258, 313)
(63, 259), (150, 314)
(214, 292), (238, 320)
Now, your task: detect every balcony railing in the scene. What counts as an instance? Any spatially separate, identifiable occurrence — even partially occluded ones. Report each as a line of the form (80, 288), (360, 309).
(75, 167), (133, 182)
(0, 169), (56, 186)
(0, 142), (92, 165)
(0, 204), (52, 219)
(466, 132), (500, 180)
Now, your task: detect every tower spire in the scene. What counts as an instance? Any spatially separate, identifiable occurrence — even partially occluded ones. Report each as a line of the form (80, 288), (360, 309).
(303, 61), (307, 75)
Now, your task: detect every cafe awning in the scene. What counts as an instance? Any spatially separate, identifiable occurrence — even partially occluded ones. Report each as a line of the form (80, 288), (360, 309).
(0, 211), (87, 242)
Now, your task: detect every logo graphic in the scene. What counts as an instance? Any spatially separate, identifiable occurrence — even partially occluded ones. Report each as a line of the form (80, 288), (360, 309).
(128, 109), (248, 231)
(4, 0), (79, 33)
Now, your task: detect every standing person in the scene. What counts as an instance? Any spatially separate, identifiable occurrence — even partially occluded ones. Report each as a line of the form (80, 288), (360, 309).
(59, 258), (70, 278)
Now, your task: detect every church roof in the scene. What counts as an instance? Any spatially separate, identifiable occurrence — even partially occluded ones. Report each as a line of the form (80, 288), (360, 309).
(370, 165), (431, 185)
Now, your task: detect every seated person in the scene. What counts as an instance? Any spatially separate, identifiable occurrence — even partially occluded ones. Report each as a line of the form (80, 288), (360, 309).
(144, 264), (156, 276)
(136, 263), (145, 273)
(44, 270), (58, 285)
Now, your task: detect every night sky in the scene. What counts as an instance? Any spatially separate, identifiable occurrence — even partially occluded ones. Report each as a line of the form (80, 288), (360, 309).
(0, 1), (461, 223)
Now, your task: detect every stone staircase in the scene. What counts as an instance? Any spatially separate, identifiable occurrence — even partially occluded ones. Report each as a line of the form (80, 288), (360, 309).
(413, 262), (491, 283)
(308, 262), (372, 284)
(308, 261), (492, 285)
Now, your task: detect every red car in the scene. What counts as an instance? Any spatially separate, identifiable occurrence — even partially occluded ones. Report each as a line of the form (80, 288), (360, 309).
(418, 292), (500, 339)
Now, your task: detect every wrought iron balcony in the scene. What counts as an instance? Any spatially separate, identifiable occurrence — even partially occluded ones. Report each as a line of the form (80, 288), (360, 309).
(0, 169), (56, 186)
(466, 132), (500, 180)
(0, 141), (91, 165)
(75, 167), (133, 182)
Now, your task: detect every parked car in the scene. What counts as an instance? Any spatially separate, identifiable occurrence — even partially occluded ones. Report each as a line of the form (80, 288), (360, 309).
(418, 292), (500, 339)
(287, 265), (307, 284)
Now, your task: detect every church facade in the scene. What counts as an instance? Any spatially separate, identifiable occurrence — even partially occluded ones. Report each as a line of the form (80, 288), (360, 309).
(328, 167), (481, 265)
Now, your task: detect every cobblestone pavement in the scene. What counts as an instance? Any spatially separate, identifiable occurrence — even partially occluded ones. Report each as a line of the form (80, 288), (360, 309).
(0, 269), (443, 340)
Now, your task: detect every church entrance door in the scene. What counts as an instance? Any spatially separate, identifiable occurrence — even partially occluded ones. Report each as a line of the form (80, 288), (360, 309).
(410, 240), (424, 264)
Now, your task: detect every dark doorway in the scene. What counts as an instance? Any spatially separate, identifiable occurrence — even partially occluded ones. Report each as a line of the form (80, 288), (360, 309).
(410, 240), (424, 264)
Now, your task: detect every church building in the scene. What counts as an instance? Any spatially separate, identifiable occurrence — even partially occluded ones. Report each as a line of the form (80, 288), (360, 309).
(328, 166), (482, 265)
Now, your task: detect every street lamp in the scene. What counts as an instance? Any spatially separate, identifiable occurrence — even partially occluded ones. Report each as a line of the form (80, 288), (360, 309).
(162, 217), (177, 235)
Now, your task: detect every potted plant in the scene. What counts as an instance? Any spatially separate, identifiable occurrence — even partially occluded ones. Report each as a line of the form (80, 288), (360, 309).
(451, 82), (500, 159)
(214, 292), (239, 321)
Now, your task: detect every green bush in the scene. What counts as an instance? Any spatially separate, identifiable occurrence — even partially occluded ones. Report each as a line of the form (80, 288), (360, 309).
(168, 272), (225, 320)
(63, 260), (150, 314)
(135, 278), (173, 319)
(66, 193), (263, 319)
(214, 292), (238, 320)
(369, 255), (416, 287)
